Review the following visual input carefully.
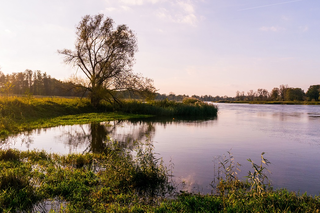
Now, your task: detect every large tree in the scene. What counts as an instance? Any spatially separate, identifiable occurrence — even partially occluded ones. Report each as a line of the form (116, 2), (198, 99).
(306, 85), (320, 101)
(58, 14), (156, 107)
(285, 88), (305, 101)
(270, 87), (280, 101)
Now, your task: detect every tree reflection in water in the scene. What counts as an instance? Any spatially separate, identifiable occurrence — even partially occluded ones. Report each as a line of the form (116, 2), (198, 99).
(1, 116), (216, 154)
(0, 132), (34, 150)
(59, 120), (156, 154)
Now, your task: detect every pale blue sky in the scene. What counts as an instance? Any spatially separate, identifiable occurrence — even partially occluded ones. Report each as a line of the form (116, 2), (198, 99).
(0, 0), (319, 96)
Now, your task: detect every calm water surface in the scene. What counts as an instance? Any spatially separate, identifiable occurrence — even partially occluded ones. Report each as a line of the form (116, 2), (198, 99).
(2, 103), (320, 195)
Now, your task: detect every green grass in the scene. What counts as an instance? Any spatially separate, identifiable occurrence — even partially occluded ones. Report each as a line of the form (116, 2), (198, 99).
(1, 149), (320, 212)
(119, 99), (218, 117)
(154, 190), (320, 212)
(0, 96), (218, 138)
(0, 141), (173, 212)
(6, 96), (319, 212)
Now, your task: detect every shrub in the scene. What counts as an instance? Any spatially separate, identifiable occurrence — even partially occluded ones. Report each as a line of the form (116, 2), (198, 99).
(182, 97), (200, 104)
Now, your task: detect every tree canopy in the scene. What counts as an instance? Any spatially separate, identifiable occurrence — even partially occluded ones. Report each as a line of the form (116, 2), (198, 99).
(58, 14), (156, 107)
(306, 85), (320, 101)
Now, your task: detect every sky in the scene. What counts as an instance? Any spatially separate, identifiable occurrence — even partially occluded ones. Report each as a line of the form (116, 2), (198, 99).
(0, 0), (319, 97)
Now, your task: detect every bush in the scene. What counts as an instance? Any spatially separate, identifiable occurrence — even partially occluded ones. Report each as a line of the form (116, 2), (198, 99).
(182, 97), (200, 104)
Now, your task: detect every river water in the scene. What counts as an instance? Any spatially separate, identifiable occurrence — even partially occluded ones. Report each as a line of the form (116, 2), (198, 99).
(2, 103), (320, 195)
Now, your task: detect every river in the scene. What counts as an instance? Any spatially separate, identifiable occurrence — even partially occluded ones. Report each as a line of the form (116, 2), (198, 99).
(2, 103), (320, 195)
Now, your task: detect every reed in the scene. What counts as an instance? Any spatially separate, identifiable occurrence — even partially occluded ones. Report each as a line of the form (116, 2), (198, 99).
(155, 152), (320, 212)
(0, 141), (173, 212)
(1, 148), (320, 212)
(118, 99), (218, 117)
(0, 96), (218, 138)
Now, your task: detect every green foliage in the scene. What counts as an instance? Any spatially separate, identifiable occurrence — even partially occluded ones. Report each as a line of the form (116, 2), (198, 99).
(246, 152), (271, 195)
(0, 96), (93, 137)
(306, 85), (320, 101)
(0, 149), (20, 161)
(118, 99), (218, 117)
(0, 168), (39, 212)
(285, 88), (305, 101)
(0, 96), (217, 138)
(155, 190), (320, 212)
(155, 193), (222, 212)
(232, 84), (320, 103)
(0, 69), (87, 97)
(58, 14), (157, 107)
(1, 149), (320, 212)
(130, 141), (174, 198)
(182, 97), (199, 104)
(0, 141), (173, 212)
(1, 82), (14, 96)
(215, 152), (243, 196)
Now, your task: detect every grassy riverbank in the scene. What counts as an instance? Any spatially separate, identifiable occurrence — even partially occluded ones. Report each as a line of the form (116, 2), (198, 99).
(2, 96), (319, 212)
(1, 149), (320, 212)
(0, 96), (218, 138)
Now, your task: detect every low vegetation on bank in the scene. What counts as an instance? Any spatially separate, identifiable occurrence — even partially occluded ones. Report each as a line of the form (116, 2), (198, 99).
(0, 96), (218, 138)
(0, 141), (173, 212)
(1, 149), (320, 212)
(2, 96), (319, 212)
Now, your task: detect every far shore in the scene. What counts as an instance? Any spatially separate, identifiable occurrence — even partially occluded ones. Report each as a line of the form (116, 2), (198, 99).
(215, 100), (320, 105)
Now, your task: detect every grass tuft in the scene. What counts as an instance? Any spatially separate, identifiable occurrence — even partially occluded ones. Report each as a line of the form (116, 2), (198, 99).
(0, 149), (20, 162)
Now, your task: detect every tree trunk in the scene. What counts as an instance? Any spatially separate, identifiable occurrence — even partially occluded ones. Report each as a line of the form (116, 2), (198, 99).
(90, 89), (101, 108)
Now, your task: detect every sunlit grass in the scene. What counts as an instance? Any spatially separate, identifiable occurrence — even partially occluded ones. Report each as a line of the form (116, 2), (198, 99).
(119, 99), (218, 117)
(0, 140), (173, 212)
(0, 96), (217, 138)
(1, 149), (320, 212)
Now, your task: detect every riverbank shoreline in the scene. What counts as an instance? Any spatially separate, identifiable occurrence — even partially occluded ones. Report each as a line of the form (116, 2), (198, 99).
(1, 149), (320, 212)
(0, 96), (218, 138)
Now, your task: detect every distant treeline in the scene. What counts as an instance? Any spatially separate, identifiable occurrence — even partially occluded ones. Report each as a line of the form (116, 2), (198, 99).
(1, 70), (319, 102)
(0, 70), (87, 97)
(235, 85), (320, 102)
(154, 84), (320, 102)
(155, 93), (235, 102)
(0, 69), (235, 101)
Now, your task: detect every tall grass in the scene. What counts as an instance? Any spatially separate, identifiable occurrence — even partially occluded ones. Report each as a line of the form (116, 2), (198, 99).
(118, 99), (218, 117)
(155, 152), (320, 212)
(0, 96), (218, 138)
(0, 96), (95, 120)
(0, 96), (218, 120)
(0, 96), (98, 138)
(1, 148), (320, 212)
(0, 139), (174, 212)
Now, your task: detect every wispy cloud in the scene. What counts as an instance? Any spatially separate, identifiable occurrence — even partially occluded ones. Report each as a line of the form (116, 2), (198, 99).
(177, 1), (195, 13)
(239, 0), (304, 11)
(156, 1), (198, 26)
(104, 0), (199, 26)
(259, 26), (285, 32)
(105, 7), (117, 12)
(281, 15), (290, 21)
(119, 0), (163, 5)
(299, 25), (309, 32)
(1, 29), (17, 38)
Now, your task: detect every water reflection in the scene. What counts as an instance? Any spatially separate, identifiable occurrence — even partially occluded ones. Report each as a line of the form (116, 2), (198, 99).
(1, 132), (34, 150)
(1, 116), (217, 155)
(58, 121), (156, 154)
